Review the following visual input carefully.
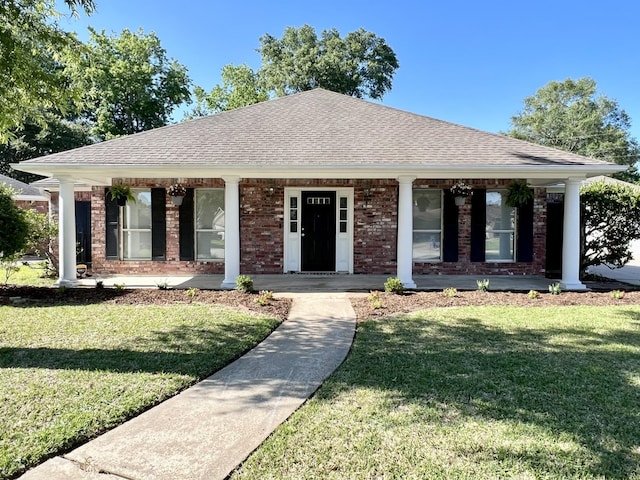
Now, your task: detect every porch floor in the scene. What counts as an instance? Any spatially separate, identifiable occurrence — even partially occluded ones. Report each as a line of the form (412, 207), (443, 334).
(74, 274), (604, 293)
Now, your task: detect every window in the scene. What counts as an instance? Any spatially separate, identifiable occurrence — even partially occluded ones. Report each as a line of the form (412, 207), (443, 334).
(195, 189), (225, 260)
(412, 189), (442, 261)
(486, 190), (515, 261)
(123, 189), (152, 259)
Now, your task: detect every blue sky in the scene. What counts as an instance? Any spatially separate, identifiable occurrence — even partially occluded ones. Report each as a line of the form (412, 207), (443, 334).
(60, 0), (639, 139)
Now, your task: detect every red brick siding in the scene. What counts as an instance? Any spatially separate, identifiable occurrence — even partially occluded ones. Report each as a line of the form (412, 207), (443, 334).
(86, 177), (547, 277)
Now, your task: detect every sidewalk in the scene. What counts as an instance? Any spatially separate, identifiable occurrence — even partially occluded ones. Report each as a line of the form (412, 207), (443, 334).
(20, 293), (356, 480)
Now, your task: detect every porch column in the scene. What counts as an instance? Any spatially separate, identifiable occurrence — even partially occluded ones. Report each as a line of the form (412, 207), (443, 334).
(56, 177), (77, 287)
(561, 177), (586, 290)
(221, 176), (240, 289)
(396, 176), (417, 288)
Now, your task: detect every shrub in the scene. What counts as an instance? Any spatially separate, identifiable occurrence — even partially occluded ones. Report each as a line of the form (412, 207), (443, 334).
(443, 287), (457, 298)
(113, 283), (125, 291)
(185, 288), (199, 298)
(236, 275), (254, 293)
(384, 277), (404, 295)
(95, 280), (104, 289)
(528, 289), (540, 299)
(367, 290), (383, 309)
(611, 290), (626, 299)
(156, 280), (169, 290)
(255, 290), (273, 306)
(476, 279), (490, 292)
(548, 282), (561, 295)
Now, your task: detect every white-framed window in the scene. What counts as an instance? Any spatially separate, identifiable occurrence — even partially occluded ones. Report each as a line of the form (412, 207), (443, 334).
(195, 188), (225, 260)
(412, 189), (442, 261)
(486, 190), (515, 261)
(123, 189), (152, 259)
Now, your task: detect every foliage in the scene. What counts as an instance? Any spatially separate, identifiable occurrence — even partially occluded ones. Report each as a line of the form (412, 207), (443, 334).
(70, 27), (191, 140)
(476, 278), (490, 292)
(167, 183), (186, 196)
(0, 185), (30, 259)
(255, 290), (274, 306)
(0, 112), (93, 183)
(528, 289), (540, 299)
(185, 287), (199, 298)
(113, 283), (125, 291)
(0, 301), (281, 478)
(22, 208), (58, 275)
(156, 280), (169, 290)
(236, 274), (254, 293)
(442, 287), (458, 298)
(108, 183), (136, 203)
(505, 180), (534, 207)
(548, 282), (562, 295)
(188, 64), (269, 117)
(367, 290), (383, 309)
(383, 277), (404, 294)
(611, 290), (625, 299)
(0, 0), (95, 140)
(580, 180), (640, 271)
(258, 25), (399, 100)
(506, 77), (640, 182)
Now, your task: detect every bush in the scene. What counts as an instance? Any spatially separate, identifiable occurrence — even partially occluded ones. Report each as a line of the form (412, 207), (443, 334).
(476, 279), (490, 292)
(548, 282), (562, 295)
(236, 275), (254, 293)
(384, 277), (404, 294)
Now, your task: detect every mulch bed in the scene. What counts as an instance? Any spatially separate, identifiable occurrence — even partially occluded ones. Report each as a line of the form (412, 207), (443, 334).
(0, 286), (291, 321)
(351, 290), (640, 320)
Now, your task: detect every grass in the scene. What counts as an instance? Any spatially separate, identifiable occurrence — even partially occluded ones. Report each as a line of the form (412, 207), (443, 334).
(232, 305), (640, 479)
(0, 301), (281, 479)
(1, 263), (55, 287)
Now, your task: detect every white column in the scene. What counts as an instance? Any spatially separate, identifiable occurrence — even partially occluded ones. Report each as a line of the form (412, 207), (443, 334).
(221, 176), (240, 289)
(561, 177), (586, 290)
(56, 177), (77, 287)
(396, 176), (417, 288)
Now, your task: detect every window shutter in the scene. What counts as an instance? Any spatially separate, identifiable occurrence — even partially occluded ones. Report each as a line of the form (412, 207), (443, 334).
(516, 194), (534, 262)
(179, 188), (195, 260)
(442, 190), (458, 262)
(105, 188), (119, 259)
(151, 188), (166, 260)
(470, 189), (486, 262)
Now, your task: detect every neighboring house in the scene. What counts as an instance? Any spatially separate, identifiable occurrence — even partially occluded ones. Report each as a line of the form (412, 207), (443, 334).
(0, 173), (49, 214)
(13, 89), (623, 289)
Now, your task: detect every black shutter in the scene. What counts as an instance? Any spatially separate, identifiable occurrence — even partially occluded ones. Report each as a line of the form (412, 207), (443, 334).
(470, 189), (486, 262)
(442, 190), (458, 262)
(179, 188), (195, 260)
(516, 194), (534, 262)
(151, 188), (166, 260)
(105, 188), (119, 259)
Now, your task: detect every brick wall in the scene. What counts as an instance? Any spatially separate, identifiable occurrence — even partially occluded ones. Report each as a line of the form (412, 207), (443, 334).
(84, 177), (546, 277)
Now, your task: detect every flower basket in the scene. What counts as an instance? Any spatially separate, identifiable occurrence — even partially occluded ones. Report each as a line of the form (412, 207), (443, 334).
(450, 181), (472, 205)
(168, 183), (187, 205)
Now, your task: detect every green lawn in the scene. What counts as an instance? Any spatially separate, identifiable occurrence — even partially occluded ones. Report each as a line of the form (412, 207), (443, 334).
(232, 305), (640, 479)
(1, 263), (54, 287)
(0, 301), (281, 479)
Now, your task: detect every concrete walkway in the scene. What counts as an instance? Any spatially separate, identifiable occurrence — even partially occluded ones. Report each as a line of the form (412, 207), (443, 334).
(20, 294), (356, 480)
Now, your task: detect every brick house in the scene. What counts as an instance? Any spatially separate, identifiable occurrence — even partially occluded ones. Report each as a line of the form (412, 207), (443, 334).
(14, 89), (623, 289)
(1, 173), (49, 214)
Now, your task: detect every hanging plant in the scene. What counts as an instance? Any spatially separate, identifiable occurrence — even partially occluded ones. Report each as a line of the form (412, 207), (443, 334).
(505, 180), (534, 207)
(450, 181), (473, 198)
(108, 183), (136, 206)
(168, 183), (187, 197)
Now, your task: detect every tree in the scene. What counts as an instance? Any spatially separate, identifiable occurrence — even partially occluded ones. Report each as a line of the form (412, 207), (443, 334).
(71, 28), (191, 139)
(258, 25), (399, 100)
(580, 180), (640, 272)
(0, 0), (95, 140)
(0, 185), (30, 260)
(506, 77), (640, 181)
(0, 112), (93, 183)
(187, 64), (269, 118)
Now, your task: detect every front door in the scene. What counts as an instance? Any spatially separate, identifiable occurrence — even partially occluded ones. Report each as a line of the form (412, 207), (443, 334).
(301, 191), (336, 271)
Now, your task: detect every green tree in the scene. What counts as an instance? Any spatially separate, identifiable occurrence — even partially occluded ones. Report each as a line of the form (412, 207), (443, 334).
(506, 77), (640, 181)
(72, 27), (191, 139)
(258, 25), (399, 99)
(0, 111), (93, 183)
(188, 64), (269, 117)
(0, 0), (95, 140)
(0, 185), (30, 260)
(580, 180), (640, 272)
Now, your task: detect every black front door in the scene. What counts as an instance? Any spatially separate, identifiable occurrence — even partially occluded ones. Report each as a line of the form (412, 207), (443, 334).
(75, 200), (92, 264)
(301, 191), (336, 271)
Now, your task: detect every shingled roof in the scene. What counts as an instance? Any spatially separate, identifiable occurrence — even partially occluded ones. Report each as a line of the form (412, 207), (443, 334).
(15, 88), (623, 182)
